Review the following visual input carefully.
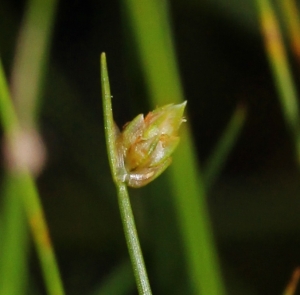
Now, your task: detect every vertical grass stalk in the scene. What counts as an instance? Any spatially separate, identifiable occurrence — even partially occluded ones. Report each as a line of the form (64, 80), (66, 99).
(100, 53), (152, 295)
(122, 0), (226, 294)
(256, 0), (300, 164)
(204, 104), (247, 189)
(279, 0), (300, 62)
(11, 0), (58, 126)
(0, 174), (28, 295)
(0, 60), (65, 295)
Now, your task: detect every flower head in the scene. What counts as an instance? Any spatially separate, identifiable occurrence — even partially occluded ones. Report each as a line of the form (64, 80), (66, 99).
(116, 101), (187, 188)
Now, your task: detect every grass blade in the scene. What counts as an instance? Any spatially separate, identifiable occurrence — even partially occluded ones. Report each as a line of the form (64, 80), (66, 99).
(203, 104), (247, 189)
(279, 0), (300, 62)
(10, 0), (58, 126)
(0, 174), (28, 295)
(0, 59), (65, 295)
(122, 0), (226, 294)
(256, 0), (300, 165)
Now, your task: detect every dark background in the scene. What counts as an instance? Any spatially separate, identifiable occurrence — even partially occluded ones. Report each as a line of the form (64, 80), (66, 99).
(1, 0), (300, 294)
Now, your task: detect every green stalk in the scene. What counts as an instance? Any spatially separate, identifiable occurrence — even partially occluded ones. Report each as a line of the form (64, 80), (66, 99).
(11, 0), (58, 126)
(0, 174), (28, 295)
(100, 53), (152, 295)
(204, 104), (247, 189)
(279, 0), (300, 61)
(256, 0), (300, 164)
(0, 60), (65, 295)
(122, 0), (226, 294)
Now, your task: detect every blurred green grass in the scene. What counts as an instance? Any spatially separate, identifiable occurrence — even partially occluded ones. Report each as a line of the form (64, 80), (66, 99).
(1, 0), (300, 294)
(122, 0), (226, 294)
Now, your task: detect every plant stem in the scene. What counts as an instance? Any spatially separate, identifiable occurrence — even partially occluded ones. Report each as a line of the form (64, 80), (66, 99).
(204, 104), (247, 189)
(101, 52), (152, 295)
(100, 53), (118, 181)
(11, 0), (58, 126)
(0, 174), (28, 295)
(280, 0), (300, 62)
(20, 172), (65, 295)
(117, 183), (152, 294)
(122, 0), (226, 294)
(256, 0), (300, 164)
(0, 60), (65, 295)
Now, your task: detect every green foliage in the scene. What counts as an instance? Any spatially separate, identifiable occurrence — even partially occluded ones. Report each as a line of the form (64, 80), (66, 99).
(1, 0), (300, 294)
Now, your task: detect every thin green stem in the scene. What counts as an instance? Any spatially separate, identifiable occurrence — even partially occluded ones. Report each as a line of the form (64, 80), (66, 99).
(100, 52), (152, 295)
(11, 0), (58, 126)
(204, 104), (247, 189)
(0, 62), (18, 133)
(279, 0), (300, 62)
(0, 60), (65, 295)
(256, 0), (300, 164)
(117, 183), (152, 294)
(0, 174), (28, 295)
(100, 53), (118, 181)
(122, 0), (226, 294)
(20, 172), (65, 295)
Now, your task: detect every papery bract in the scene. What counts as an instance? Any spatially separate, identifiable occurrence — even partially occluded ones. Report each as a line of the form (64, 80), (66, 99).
(116, 101), (187, 188)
